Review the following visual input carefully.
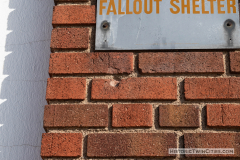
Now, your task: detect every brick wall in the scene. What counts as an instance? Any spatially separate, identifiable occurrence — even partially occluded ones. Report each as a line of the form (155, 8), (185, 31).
(41, 0), (240, 159)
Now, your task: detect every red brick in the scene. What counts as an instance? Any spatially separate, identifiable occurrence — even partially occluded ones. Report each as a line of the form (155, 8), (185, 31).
(49, 52), (133, 75)
(46, 78), (86, 100)
(184, 133), (240, 157)
(207, 104), (240, 127)
(159, 105), (199, 127)
(87, 133), (177, 157)
(184, 78), (240, 100)
(50, 28), (89, 49)
(43, 105), (55, 128)
(230, 52), (240, 73)
(41, 133), (82, 158)
(52, 5), (95, 25)
(139, 52), (224, 73)
(112, 104), (152, 127)
(41, 133), (52, 158)
(44, 105), (108, 128)
(91, 78), (177, 100)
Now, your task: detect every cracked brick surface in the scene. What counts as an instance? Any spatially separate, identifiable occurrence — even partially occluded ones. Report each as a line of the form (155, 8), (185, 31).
(185, 78), (240, 100)
(44, 105), (108, 128)
(207, 104), (240, 127)
(184, 133), (240, 157)
(49, 52), (133, 74)
(139, 52), (224, 73)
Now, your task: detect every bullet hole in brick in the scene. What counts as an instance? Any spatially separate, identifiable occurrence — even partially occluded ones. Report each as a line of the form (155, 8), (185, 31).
(110, 80), (120, 87)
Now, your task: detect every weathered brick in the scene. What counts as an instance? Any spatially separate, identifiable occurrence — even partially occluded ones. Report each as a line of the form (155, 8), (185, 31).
(139, 52), (224, 73)
(44, 105), (108, 128)
(41, 133), (52, 158)
(87, 133), (177, 157)
(91, 78), (177, 100)
(50, 28), (89, 49)
(230, 52), (240, 73)
(43, 105), (55, 128)
(159, 105), (199, 127)
(185, 78), (240, 100)
(52, 5), (95, 25)
(207, 104), (240, 127)
(49, 52), (133, 75)
(184, 133), (240, 157)
(41, 133), (82, 158)
(46, 78), (86, 100)
(112, 104), (152, 127)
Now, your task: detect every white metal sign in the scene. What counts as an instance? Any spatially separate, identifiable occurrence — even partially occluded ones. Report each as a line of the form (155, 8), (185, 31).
(96, 0), (240, 50)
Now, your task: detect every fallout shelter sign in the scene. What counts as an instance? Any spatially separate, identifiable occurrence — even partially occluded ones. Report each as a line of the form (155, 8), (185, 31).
(95, 0), (240, 50)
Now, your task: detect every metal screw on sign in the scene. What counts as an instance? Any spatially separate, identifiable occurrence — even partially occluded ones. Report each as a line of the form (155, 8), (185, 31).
(224, 19), (235, 46)
(224, 19), (235, 29)
(101, 21), (110, 31)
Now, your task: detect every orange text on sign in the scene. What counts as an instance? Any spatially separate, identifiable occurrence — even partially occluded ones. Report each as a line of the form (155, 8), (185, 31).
(99, 0), (237, 15)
